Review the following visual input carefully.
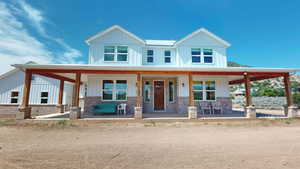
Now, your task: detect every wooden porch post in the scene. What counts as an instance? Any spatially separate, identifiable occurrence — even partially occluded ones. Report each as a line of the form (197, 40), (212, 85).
(58, 80), (64, 105)
(188, 73), (195, 106)
(73, 72), (81, 107)
(244, 73), (252, 106)
(136, 73), (142, 107)
(18, 70), (32, 119)
(284, 73), (293, 107)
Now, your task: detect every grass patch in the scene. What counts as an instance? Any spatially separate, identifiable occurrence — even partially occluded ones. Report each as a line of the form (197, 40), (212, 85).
(0, 119), (16, 126)
(56, 120), (67, 126)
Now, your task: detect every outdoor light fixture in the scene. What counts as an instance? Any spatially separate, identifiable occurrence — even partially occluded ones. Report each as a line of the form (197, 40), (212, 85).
(182, 83), (185, 87)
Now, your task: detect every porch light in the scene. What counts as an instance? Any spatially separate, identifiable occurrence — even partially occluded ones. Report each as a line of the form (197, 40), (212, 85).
(182, 83), (185, 87)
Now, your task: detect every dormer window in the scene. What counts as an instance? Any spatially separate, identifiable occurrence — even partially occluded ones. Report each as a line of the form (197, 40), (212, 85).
(191, 48), (213, 64)
(147, 50), (154, 63)
(203, 49), (213, 63)
(104, 46), (128, 62)
(164, 50), (171, 63)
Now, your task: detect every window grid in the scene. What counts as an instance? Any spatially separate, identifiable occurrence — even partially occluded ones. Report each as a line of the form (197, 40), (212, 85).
(102, 80), (127, 101)
(40, 92), (48, 104)
(10, 91), (19, 104)
(191, 48), (214, 64)
(168, 80), (175, 102)
(104, 46), (128, 62)
(192, 81), (216, 101)
(147, 50), (154, 63)
(164, 50), (171, 63)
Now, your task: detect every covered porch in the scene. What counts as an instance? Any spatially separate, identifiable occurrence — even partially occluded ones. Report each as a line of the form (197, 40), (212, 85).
(13, 64), (299, 120)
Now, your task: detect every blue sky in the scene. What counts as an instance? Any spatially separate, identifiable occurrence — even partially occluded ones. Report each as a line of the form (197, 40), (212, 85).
(0, 0), (300, 74)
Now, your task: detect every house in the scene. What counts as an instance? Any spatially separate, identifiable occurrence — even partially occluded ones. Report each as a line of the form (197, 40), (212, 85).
(0, 62), (86, 118)
(10, 25), (299, 120)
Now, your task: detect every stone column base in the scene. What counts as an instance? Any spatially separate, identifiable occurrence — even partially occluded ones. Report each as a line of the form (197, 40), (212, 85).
(56, 104), (65, 113)
(134, 107), (143, 119)
(246, 106), (256, 119)
(188, 106), (197, 119)
(70, 107), (81, 120)
(287, 106), (298, 118)
(17, 107), (32, 120)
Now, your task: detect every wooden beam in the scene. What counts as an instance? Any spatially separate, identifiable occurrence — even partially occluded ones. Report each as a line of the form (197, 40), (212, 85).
(284, 73), (293, 107)
(188, 73), (195, 106)
(58, 80), (64, 105)
(20, 70), (32, 109)
(29, 68), (288, 76)
(35, 72), (82, 84)
(136, 73), (142, 107)
(73, 72), (81, 107)
(229, 75), (283, 85)
(244, 73), (252, 107)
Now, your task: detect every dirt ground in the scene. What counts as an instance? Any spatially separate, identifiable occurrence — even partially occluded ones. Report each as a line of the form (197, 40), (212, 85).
(1, 120), (300, 169)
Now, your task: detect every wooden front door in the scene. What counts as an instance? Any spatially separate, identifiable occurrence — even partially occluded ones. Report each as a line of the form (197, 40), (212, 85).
(154, 81), (165, 111)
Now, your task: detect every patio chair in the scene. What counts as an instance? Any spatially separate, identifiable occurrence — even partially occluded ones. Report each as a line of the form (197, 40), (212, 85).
(212, 102), (223, 115)
(200, 102), (212, 115)
(117, 103), (127, 116)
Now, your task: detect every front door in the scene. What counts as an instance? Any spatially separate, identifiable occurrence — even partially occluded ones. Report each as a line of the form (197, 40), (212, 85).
(154, 81), (165, 111)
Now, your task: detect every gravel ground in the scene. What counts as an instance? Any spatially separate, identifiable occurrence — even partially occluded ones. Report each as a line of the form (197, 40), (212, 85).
(1, 121), (300, 169)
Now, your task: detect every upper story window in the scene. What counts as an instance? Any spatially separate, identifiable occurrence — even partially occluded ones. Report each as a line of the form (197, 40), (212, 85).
(203, 49), (213, 63)
(164, 50), (171, 63)
(104, 46), (128, 62)
(191, 48), (201, 63)
(147, 50), (154, 63)
(10, 91), (19, 103)
(191, 48), (214, 64)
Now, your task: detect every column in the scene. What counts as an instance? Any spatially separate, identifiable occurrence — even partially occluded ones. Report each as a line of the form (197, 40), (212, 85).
(70, 72), (81, 120)
(134, 73), (142, 119)
(188, 73), (197, 119)
(244, 73), (256, 118)
(17, 70), (32, 119)
(57, 80), (65, 113)
(284, 73), (297, 117)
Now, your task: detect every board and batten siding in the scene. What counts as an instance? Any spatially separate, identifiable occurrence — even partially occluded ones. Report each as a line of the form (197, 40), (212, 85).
(177, 75), (230, 98)
(89, 29), (143, 66)
(0, 71), (73, 105)
(142, 47), (177, 66)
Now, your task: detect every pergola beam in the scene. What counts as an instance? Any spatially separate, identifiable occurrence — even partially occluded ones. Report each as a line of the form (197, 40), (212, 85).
(284, 73), (293, 107)
(229, 74), (284, 85)
(35, 72), (82, 84)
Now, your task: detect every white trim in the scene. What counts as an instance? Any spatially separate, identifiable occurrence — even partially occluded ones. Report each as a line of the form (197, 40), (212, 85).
(12, 64), (300, 73)
(153, 80), (166, 112)
(175, 28), (231, 47)
(101, 80), (128, 101)
(86, 25), (145, 45)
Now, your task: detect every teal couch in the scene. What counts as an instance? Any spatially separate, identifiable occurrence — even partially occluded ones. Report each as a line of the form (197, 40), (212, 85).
(93, 102), (118, 115)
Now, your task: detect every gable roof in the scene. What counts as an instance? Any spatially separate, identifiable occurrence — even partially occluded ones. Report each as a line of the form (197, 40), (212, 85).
(0, 61), (36, 80)
(174, 28), (231, 47)
(85, 25), (145, 45)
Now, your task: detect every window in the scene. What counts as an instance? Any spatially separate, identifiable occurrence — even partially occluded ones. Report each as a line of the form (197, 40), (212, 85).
(193, 81), (203, 101)
(169, 81), (174, 102)
(144, 81), (151, 103)
(191, 48), (214, 63)
(116, 80), (127, 100)
(203, 49), (213, 63)
(164, 50), (171, 63)
(102, 80), (127, 101)
(147, 50), (154, 63)
(192, 81), (216, 101)
(10, 91), (19, 103)
(191, 48), (201, 63)
(41, 92), (48, 104)
(104, 46), (128, 61)
(205, 81), (216, 100)
(102, 80), (113, 100)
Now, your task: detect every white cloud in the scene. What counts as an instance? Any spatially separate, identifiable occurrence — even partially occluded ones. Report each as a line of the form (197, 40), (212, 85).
(0, 1), (82, 74)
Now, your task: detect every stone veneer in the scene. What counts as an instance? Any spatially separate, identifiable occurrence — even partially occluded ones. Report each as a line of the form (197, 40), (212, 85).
(84, 96), (137, 115)
(177, 97), (232, 114)
(0, 104), (67, 119)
